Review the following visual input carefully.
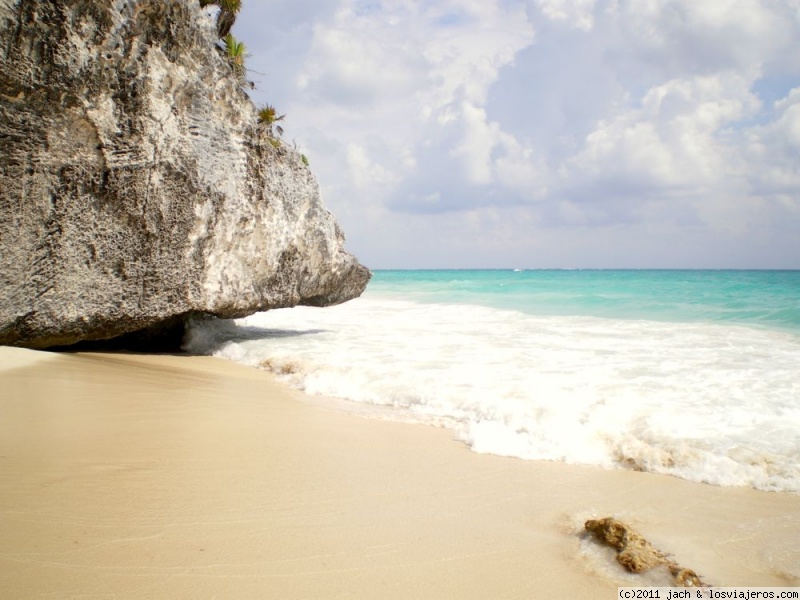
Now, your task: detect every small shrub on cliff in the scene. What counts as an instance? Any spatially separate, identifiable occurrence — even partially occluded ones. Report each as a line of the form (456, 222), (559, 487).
(257, 104), (285, 139)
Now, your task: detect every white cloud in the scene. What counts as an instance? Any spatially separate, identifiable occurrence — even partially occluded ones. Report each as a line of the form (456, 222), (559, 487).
(566, 73), (758, 194)
(767, 88), (800, 150)
(297, 7), (427, 106)
(745, 87), (800, 196)
(605, 0), (794, 76)
(280, 0), (537, 212)
(345, 142), (399, 190)
(529, 0), (597, 31)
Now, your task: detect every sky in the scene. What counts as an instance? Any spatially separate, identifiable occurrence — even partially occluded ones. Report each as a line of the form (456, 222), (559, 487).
(225, 0), (800, 269)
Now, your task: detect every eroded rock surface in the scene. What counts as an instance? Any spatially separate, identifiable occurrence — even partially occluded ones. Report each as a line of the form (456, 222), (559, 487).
(0, 0), (370, 349)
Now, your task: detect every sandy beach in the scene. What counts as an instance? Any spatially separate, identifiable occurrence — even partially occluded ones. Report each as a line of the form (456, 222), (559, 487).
(1, 347), (798, 599)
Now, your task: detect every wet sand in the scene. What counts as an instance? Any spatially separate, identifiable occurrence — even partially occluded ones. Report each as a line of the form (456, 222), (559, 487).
(1, 347), (798, 598)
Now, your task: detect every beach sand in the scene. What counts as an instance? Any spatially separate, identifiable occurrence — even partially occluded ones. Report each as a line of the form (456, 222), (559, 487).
(1, 347), (798, 599)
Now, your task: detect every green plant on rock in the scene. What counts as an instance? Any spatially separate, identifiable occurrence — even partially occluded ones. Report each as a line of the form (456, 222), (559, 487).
(200, 0), (241, 39)
(222, 33), (247, 85)
(257, 104), (285, 139)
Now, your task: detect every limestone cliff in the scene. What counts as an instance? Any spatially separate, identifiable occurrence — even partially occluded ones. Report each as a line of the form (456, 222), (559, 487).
(0, 0), (370, 349)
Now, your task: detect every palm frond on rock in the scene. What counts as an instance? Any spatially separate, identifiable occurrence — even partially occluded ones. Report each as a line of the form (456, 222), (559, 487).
(222, 33), (246, 85)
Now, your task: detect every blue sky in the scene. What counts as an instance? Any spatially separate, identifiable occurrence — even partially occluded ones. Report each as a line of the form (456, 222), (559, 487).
(223, 0), (800, 269)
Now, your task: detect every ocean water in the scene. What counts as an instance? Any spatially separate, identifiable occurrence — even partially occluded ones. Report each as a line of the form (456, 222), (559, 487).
(185, 270), (800, 493)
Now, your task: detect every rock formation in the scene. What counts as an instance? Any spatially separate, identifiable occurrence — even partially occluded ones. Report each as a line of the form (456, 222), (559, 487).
(0, 0), (370, 349)
(584, 517), (706, 587)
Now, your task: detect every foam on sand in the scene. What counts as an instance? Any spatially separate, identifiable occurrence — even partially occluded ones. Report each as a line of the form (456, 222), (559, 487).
(185, 300), (800, 492)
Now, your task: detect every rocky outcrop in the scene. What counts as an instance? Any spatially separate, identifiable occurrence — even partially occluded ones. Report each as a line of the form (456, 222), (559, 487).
(584, 517), (706, 587)
(0, 0), (370, 349)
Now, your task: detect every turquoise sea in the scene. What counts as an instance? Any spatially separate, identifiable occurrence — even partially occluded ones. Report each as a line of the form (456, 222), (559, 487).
(188, 270), (800, 492)
(369, 269), (800, 333)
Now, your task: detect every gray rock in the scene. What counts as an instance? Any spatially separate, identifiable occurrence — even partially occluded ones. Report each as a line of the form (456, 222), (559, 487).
(0, 0), (370, 349)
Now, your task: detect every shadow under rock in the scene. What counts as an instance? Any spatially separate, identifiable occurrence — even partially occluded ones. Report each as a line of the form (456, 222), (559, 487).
(184, 316), (328, 349)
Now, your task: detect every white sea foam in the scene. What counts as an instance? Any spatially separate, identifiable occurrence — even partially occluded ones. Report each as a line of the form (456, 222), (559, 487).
(185, 297), (800, 492)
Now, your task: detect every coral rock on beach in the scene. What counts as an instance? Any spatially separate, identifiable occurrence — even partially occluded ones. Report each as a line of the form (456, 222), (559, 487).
(584, 517), (706, 587)
(0, 0), (370, 349)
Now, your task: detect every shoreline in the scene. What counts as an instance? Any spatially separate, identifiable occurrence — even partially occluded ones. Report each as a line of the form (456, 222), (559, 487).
(1, 347), (798, 598)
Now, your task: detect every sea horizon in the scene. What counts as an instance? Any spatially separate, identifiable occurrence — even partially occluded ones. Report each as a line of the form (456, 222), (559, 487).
(370, 267), (800, 271)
